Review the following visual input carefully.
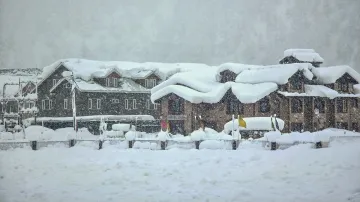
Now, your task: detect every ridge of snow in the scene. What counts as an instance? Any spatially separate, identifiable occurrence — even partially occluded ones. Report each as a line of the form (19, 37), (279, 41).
(312, 65), (360, 84)
(235, 63), (313, 84)
(231, 83), (278, 103)
(40, 59), (214, 83)
(284, 49), (324, 63)
(355, 84), (360, 94)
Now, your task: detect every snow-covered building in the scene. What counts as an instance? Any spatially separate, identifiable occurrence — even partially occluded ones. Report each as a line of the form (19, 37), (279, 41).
(151, 61), (360, 134)
(35, 59), (213, 133)
(279, 49), (324, 67)
(0, 69), (40, 131)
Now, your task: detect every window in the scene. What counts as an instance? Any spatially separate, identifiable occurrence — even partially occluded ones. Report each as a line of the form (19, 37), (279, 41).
(352, 123), (359, 132)
(154, 103), (159, 110)
(314, 98), (325, 113)
(336, 99), (348, 113)
(145, 79), (157, 88)
(259, 97), (270, 113)
(52, 79), (59, 86)
(132, 99), (137, 109)
(336, 122), (348, 130)
(291, 98), (303, 113)
(169, 98), (184, 114)
(290, 80), (302, 90)
(340, 82), (348, 92)
(63, 83), (71, 88)
(25, 101), (35, 109)
(88, 99), (93, 109)
(125, 99), (129, 109)
(64, 99), (68, 109)
(351, 99), (358, 108)
(97, 99), (101, 109)
(291, 123), (303, 132)
(146, 100), (151, 110)
(113, 78), (118, 87)
(111, 99), (119, 104)
(41, 99), (52, 110)
(226, 100), (243, 114)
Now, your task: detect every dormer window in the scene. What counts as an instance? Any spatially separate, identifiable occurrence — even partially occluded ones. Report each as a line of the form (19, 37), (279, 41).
(106, 77), (118, 87)
(52, 79), (59, 87)
(145, 79), (157, 88)
(340, 82), (348, 92)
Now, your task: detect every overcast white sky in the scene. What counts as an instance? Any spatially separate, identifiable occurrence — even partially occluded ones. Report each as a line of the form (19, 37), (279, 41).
(0, 0), (359, 71)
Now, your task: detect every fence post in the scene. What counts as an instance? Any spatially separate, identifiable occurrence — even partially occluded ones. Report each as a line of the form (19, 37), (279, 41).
(195, 141), (200, 149)
(69, 139), (75, 147)
(270, 142), (277, 150)
(99, 140), (103, 150)
(160, 141), (166, 150)
(232, 140), (240, 150)
(31, 141), (37, 150)
(128, 140), (133, 149)
(315, 141), (322, 149)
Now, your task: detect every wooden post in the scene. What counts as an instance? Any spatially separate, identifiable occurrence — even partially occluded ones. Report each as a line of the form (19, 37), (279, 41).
(31, 141), (37, 150)
(99, 140), (103, 150)
(160, 141), (166, 150)
(69, 139), (75, 147)
(128, 140), (133, 148)
(270, 142), (277, 150)
(315, 141), (322, 149)
(195, 141), (200, 149)
(232, 140), (237, 150)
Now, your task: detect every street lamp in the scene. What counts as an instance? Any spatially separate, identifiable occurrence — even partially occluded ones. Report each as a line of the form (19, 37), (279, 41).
(62, 71), (78, 133)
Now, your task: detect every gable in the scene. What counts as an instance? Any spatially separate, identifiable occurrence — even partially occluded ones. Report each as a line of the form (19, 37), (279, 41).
(107, 71), (121, 78)
(220, 70), (237, 83)
(336, 73), (358, 84)
(38, 64), (69, 88)
(279, 56), (300, 64)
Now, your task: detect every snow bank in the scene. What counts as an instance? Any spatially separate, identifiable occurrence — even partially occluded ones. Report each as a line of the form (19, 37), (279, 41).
(224, 117), (285, 133)
(264, 131), (282, 142)
(157, 131), (171, 141)
(199, 140), (232, 150)
(125, 131), (137, 140)
(190, 129), (206, 141)
(0, 125), (5, 132)
(112, 123), (133, 131)
(133, 141), (158, 150)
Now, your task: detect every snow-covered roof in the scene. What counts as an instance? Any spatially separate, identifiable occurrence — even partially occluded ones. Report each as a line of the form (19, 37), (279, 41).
(235, 63), (313, 85)
(0, 75), (39, 98)
(41, 59), (213, 83)
(312, 65), (360, 84)
(50, 77), (149, 93)
(231, 83), (278, 103)
(283, 49), (324, 63)
(278, 85), (360, 98)
(25, 115), (155, 123)
(224, 117), (285, 132)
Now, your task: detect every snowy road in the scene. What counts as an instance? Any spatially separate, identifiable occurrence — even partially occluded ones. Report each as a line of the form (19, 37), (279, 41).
(1, 141), (360, 202)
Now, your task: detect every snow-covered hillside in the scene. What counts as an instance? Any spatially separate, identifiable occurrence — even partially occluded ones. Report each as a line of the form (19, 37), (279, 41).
(0, 0), (359, 72)
(0, 139), (359, 202)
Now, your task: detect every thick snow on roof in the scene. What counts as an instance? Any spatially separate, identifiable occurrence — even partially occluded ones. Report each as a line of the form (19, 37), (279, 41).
(231, 83), (278, 103)
(284, 49), (324, 63)
(278, 85), (360, 98)
(312, 65), (360, 84)
(354, 84), (360, 94)
(217, 63), (262, 74)
(224, 117), (285, 132)
(0, 75), (38, 98)
(74, 78), (149, 92)
(41, 59), (213, 82)
(235, 63), (313, 85)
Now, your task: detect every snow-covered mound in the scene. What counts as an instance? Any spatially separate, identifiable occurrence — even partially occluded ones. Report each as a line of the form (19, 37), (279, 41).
(125, 130), (137, 141)
(224, 117), (284, 133)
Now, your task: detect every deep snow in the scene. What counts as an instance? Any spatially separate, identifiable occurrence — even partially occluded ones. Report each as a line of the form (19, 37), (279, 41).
(0, 140), (360, 202)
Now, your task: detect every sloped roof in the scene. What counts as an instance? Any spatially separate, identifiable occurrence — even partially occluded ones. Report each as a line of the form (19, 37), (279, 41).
(283, 49), (324, 63)
(312, 65), (360, 84)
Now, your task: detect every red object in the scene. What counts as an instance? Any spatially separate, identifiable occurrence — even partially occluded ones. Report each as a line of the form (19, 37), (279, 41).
(161, 120), (167, 129)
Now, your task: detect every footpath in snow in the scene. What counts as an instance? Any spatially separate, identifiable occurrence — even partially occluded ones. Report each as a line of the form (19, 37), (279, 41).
(0, 139), (360, 202)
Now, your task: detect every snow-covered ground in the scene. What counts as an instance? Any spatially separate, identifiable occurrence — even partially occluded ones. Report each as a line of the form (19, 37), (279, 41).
(1, 140), (360, 202)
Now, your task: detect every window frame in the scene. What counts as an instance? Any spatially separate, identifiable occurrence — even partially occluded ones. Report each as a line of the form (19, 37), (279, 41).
(146, 99), (151, 110)
(52, 79), (58, 87)
(113, 78), (118, 87)
(64, 99), (68, 109)
(88, 99), (93, 109)
(96, 99), (101, 109)
(133, 99), (137, 109)
(125, 99), (129, 110)
(291, 98), (303, 113)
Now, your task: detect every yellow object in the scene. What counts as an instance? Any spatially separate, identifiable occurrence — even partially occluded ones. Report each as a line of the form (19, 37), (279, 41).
(238, 115), (246, 128)
(166, 121), (170, 132)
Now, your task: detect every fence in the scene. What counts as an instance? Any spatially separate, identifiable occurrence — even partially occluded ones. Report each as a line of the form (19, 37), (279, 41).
(0, 139), (238, 151)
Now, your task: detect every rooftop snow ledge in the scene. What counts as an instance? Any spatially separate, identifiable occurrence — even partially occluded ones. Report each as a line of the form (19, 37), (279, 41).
(232, 83), (278, 103)
(311, 65), (360, 84)
(284, 49), (324, 63)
